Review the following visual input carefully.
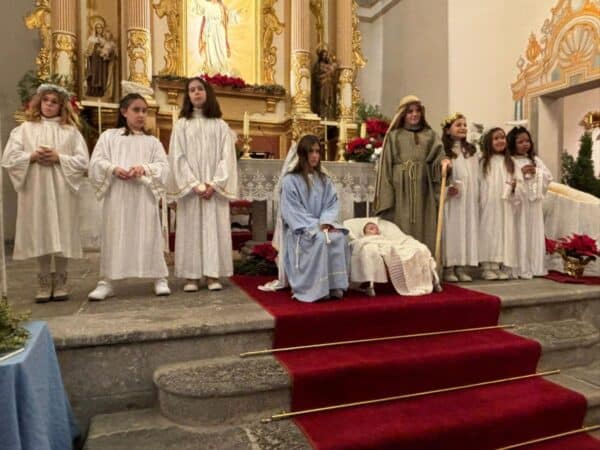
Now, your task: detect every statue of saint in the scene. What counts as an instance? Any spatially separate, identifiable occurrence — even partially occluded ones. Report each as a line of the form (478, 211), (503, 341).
(85, 17), (117, 99)
(311, 48), (338, 119)
(193, 0), (240, 75)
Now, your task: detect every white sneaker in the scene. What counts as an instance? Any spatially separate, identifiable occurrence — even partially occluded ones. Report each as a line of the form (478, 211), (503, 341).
(330, 289), (344, 299)
(183, 279), (199, 292)
(88, 281), (114, 301)
(481, 270), (499, 281)
(207, 281), (223, 291)
(155, 278), (171, 296)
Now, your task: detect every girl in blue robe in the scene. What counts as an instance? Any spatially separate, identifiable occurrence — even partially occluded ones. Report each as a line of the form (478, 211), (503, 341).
(279, 135), (350, 302)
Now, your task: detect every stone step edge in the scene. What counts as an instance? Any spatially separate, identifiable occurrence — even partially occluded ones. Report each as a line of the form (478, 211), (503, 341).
(512, 319), (600, 351)
(47, 302), (274, 349)
(154, 320), (599, 398)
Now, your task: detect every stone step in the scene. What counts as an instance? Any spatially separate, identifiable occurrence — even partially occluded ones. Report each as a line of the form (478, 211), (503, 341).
(153, 320), (599, 426)
(46, 299), (274, 431)
(513, 319), (600, 370)
(547, 362), (600, 425)
(466, 278), (600, 327)
(153, 355), (290, 426)
(83, 408), (310, 450)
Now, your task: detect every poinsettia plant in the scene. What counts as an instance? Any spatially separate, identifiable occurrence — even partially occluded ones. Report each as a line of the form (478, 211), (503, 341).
(345, 137), (382, 163)
(546, 234), (599, 262)
(366, 118), (389, 140)
(234, 243), (278, 275)
(203, 73), (248, 89)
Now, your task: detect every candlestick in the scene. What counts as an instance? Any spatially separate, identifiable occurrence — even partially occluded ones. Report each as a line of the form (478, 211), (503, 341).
(243, 111), (250, 137)
(336, 120), (347, 162)
(240, 135), (253, 160)
(339, 119), (347, 142)
(360, 122), (367, 138)
(172, 105), (178, 128)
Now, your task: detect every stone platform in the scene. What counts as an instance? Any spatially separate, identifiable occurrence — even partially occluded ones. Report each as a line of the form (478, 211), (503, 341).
(5, 251), (600, 449)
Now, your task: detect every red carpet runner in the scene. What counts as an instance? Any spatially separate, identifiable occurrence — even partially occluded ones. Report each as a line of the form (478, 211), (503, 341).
(232, 276), (600, 450)
(545, 270), (600, 285)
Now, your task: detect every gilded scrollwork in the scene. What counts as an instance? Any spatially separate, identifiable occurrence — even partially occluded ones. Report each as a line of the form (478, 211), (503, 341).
(153, 0), (182, 76)
(309, 0), (324, 50)
(127, 28), (151, 86)
(338, 67), (354, 120)
(24, 0), (52, 80)
(351, 0), (366, 117)
(262, 0), (284, 84)
(291, 115), (322, 141)
(291, 51), (312, 114)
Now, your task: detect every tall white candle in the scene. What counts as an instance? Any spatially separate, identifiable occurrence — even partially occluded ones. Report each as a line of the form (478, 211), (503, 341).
(339, 119), (347, 142)
(172, 105), (178, 128)
(360, 122), (367, 138)
(243, 111), (250, 137)
(97, 98), (102, 134)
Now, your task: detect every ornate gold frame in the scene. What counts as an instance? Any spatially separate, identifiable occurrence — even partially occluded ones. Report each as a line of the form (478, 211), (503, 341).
(153, 0), (283, 84)
(511, 0), (600, 119)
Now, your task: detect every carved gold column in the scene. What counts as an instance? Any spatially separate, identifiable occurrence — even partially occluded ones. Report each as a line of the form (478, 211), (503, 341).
(290, 0), (311, 115)
(351, 0), (366, 117)
(125, 0), (152, 87)
(50, 0), (77, 89)
(337, 0), (354, 121)
(153, 0), (182, 76)
(25, 0), (52, 80)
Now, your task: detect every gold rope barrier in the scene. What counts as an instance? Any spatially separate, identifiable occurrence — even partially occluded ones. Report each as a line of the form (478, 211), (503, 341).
(497, 424), (600, 449)
(261, 370), (560, 423)
(240, 324), (516, 358)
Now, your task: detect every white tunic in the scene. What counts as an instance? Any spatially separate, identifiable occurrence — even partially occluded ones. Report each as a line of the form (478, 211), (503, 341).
(513, 156), (553, 278)
(89, 129), (169, 280)
(168, 112), (238, 279)
(478, 155), (518, 268)
(443, 145), (479, 267)
(1, 118), (89, 259)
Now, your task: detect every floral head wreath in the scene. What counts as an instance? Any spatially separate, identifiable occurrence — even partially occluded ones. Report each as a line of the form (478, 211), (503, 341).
(36, 83), (73, 98)
(440, 112), (464, 129)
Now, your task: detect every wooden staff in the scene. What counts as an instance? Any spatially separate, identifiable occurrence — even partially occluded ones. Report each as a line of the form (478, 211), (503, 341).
(434, 161), (449, 267)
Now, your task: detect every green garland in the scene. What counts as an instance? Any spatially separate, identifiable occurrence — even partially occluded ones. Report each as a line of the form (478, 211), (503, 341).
(0, 299), (30, 354)
(234, 256), (278, 276)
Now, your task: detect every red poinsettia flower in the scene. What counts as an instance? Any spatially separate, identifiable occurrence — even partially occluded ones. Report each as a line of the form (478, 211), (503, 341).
(203, 73), (248, 89)
(559, 234), (599, 258)
(251, 243), (278, 262)
(545, 237), (558, 255)
(366, 118), (390, 137)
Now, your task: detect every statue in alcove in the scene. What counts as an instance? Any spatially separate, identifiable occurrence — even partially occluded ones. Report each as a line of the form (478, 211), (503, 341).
(311, 48), (338, 120)
(85, 16), (117, 99)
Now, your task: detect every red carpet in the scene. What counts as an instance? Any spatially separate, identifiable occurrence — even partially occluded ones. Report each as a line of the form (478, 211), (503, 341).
(545, 270), (600, 285)
(232, 276), (599, 449)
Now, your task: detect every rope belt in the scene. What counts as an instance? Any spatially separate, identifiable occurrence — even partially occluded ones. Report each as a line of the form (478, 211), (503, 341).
(395, 159), (419, 224)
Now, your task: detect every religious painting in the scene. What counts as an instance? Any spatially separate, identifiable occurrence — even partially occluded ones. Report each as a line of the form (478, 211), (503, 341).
(185, 0), (261, 84)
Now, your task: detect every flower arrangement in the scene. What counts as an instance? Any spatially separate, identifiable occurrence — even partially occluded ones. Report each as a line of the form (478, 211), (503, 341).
(202, 73), (248, 89)
(546, 234), (599, 277)
(366, 118), (389, 140)
(345, 136), (382, 163)
(234, 243), (278, 276)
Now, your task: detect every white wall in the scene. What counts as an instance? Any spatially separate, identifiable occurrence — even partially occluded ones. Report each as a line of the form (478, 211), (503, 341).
(380, 0), (450, 127)
(356, 18), (383, 112)
(562, 88), (600, 156)
(0, 4), (41, 241)
(447, 0), (555, 128)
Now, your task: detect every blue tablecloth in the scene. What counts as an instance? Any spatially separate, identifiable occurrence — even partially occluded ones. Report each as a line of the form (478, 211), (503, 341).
(0, 321), (79, 450)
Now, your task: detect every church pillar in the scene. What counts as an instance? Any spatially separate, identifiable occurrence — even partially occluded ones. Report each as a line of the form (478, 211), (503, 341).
(50, 0), (77, 90)
(337, 0), (354, 121)
(124, 0), (153, 88)
(290, 0), (311, 116)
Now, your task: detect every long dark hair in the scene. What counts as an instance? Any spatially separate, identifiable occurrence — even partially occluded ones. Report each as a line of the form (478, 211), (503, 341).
(507, 126), (536, 166)
(481, 127), (514, 176)
(180, 77), (222, 119)
(397, 102), (430, 130)
(116, 93), (150, 135)
(291, 134), (326, 190)
(441, 114), (476, 159)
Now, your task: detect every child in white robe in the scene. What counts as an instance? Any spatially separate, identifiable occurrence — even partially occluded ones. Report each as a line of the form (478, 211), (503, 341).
(478, 127), (518, 280)
(168, 76), (238, 292)
(2, 84), (89, 302)
(88, 93), (171, 300)
(507, 126), (553, 279)
(440, 113), (479, 282)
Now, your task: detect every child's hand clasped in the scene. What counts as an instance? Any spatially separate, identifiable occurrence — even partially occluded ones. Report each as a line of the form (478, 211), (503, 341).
(128, 165), (146, 178)
(113, 166), (131, 180)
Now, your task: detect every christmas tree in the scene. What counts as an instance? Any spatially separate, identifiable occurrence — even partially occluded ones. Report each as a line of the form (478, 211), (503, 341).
(561, 132), (600, 198)
(0, 298), (29, 354)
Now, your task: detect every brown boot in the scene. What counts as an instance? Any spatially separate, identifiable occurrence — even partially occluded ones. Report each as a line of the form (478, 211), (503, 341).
(35, 274), (52, 303)
(52, 272), (69, 301)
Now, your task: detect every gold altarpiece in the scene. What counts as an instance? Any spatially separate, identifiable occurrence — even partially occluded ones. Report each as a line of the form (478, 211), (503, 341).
(24, 0), (367, 159)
